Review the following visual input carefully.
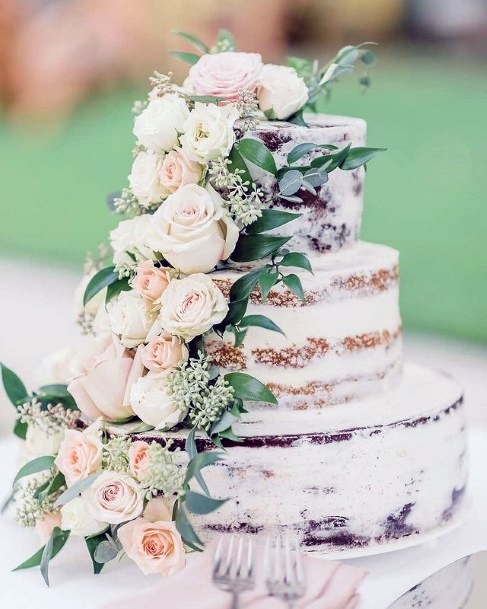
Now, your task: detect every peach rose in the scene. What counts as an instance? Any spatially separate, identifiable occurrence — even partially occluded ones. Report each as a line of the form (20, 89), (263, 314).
(187, 52), (263, 102)
(160, 149), (202, 194)
(67, 334), (144, 421)
(141, 333), (188, 373)
(128, 440), (151, 481)
(132, 261), (170, 302)
(55, 429), (103, 486)
(86, 472), (144, 525)
(35, 511), (62, 543)
(118, 498), (185, 576)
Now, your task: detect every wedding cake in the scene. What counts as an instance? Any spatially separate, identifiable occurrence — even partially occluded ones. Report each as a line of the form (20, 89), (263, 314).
(2, 30), (468, 585)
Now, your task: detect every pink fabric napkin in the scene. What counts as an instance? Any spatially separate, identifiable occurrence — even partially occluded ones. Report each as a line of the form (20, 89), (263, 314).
(103, 543), (367, 609)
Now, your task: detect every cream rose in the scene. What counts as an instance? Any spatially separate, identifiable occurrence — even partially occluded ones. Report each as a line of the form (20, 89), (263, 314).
(60, 496), (108, 537)
(142, 333), (188, 373)
(179, 103), (239, 163)
(67, 334), (144, 421)
(132, 261), (171, 302)
(24, 426), (65, 460)
(108, 291), (157, 348)
(133, 94), (190, 152)
(86, 472), (144, 525)
(157, 273), (228, 340)
(146, 184), (239, 274)
(257, 64), (309, 120)
(55, 429), (103, 486)
(187, 52), (263, 102)
(118, 497), (185, 576)
(128, 440), (151, 481)
(130, 372), (186, 430)
(129, 151), (170, 208)
(35, 346), (77, 386)
(110, 215), (155, 272)
(160, 149), (202, 193)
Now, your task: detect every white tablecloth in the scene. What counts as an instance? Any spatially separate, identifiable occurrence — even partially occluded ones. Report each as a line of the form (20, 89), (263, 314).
(0, 430), (486, 609)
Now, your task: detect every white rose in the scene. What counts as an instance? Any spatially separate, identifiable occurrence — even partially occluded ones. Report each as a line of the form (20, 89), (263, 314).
(133, 94), (190, 152)
(257, 64), (308, 120)
(61, 496), (108, 537)
(157, 273), (228, 341)
(110, 215), (155, 272)
(74, 271), (107, 318)
(130, 372), (186, 430)
(108, 291), (157, 348)
(24, 426), (65, 460)
(179, 103), (239, 163)
(146, 184), (239, 274)
(35, 347), (77, 386)
(86, 472), (144, 525)
(129, 150), (171, 208)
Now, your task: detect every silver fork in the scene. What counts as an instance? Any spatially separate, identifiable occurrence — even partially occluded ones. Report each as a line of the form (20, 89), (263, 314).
(213, 536), (255, 609)
(264, 536), (306, 608)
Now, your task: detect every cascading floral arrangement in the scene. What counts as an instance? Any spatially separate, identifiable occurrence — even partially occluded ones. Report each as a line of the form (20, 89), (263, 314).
(1, 29), (383, 585)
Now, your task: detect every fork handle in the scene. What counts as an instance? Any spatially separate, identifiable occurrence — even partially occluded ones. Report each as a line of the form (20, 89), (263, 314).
(231, 591), (239, 609)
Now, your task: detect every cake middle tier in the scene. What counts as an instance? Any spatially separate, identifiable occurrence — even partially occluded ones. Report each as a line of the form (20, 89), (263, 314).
(208, 241), (402, 408)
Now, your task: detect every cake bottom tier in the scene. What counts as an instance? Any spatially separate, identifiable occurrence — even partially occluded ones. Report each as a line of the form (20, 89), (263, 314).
(162, 364), (468, 554)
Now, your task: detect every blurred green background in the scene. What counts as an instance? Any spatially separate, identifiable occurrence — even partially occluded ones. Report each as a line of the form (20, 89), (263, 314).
(1, 0), (486, 343)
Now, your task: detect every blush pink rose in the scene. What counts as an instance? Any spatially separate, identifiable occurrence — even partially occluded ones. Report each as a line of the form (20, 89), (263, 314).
(118, 497), (185, 576)
(86, 472), (144, 525)
(187, 52), (263, 102)
(132, 261), (170, 302)
(35, 511), (62, 543)
(68, 334), (144, 421)
(160, 150), (202, 194)
(128, 440), (151, 481)
(55, 429), (103, 486)
(141, 333), (188, 373)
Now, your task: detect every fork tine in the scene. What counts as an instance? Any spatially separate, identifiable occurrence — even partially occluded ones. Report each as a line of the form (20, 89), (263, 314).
(247, 538), (253, 579)
(223, 536), (235, 576)
(236, 537), (244, 576)
(274, 536), (282, 583)
(214, 537), (224, 574)
(285, 537), (293, 585)
(295, 538), (304, 585)
(264, 537), (271, 581)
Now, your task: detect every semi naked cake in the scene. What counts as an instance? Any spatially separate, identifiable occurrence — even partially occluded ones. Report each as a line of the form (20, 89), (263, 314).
(2, 32), (468, 584)
(141, 116), (468, 554)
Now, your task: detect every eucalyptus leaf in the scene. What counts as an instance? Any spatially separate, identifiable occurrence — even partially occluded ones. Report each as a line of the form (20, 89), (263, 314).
(185, 95), (226, 104)
(170, 51), (201, 65)
(36, 471), (66, 502)
(231, 235), (291, 262)
(279, 170), (303, 196)
(53, 472), (101, 508)
(286, 56), (314, 78)
(185, 427), (198, 460)
(361, 49), (376, 65)
(93, 539), (120, 564)
(225, 372), (277, 404)
(14, 528), (70, 574)
(246, 209), (301, 235)
(13, 456), (55, 486)
(217, 427), (244, 443)
(239, 315), (285, 336)
(85, 533), (107, 574)
(185, 451), (223, 496)
(171, 30), (209, 53)
(238, 139), (277, 175)
(83, 266), (118, 307)
(287, 142), (337, 164)
(283, 274), (306, 302)
(280, 252), (313, 274)
(0, 362), (28, 407)
(304, 167), (329, 188)
(185, 491), (227, 515)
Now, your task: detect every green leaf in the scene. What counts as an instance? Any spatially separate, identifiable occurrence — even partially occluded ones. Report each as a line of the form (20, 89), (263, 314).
(185, 491), (227, 515)
(360, 49), (376, 65)
(1, 490), (14, 514)
(14, 528), (70, 574)
(280, 252), (313, 274)
(279, 170), (303, 196)
(222, 298), (248, 326)
(36, 472), (66, 502)
(239, 315), (285, 336)
(225, 372), (278, 404)
(185, 452), (223, 495)
(231, 235), (291, 263)
(171, 30), (209, 53)
(217, 427), (243, 443)
(13, 419), (28, 440)
(85, 534), (107, 574)
(283, 274), (306, 302)
(83, 266), (118, 307)
(287, 108), (309, 127)
(228, 146), (253, 184)
(37, 385), (78, 410)
(185, 94), (226, 104)
(287, 142), (337, 164)
(286, 56), (313, 78)
(53, 472), (101, 508)
(1, 363), (28, 407)
(170, 51), (201, 65)
(258, 270), (279, 302)
(216, 29), (237, 51)
(232, 327), (247, 348)
(238, 139), (277, 175)
(185, 427), (198, 460)
(229, 268), (262, 301)
(13, 456), (55, 486)
(105, 277), (130, 305)
(246, 209), (301, 235)
(174, 501), (203, 552)
(304, 167), (329, 188)
(210, 411), (238, 436)
(340, 147), (386, 171)
(93, 538), (120, 564)
(325, 144), (352, 172)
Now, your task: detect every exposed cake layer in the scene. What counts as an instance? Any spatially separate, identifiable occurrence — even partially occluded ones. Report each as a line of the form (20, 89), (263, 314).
(207, 241), (402, 408)
(139, 364), (467, 555)
(248, 114), (366, 255)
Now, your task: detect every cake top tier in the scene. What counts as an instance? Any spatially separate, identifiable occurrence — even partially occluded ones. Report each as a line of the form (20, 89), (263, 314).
(247, 114), (367, 255)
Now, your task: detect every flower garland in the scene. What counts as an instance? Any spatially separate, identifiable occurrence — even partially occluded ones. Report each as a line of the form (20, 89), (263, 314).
(1, 29), (384, 585)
